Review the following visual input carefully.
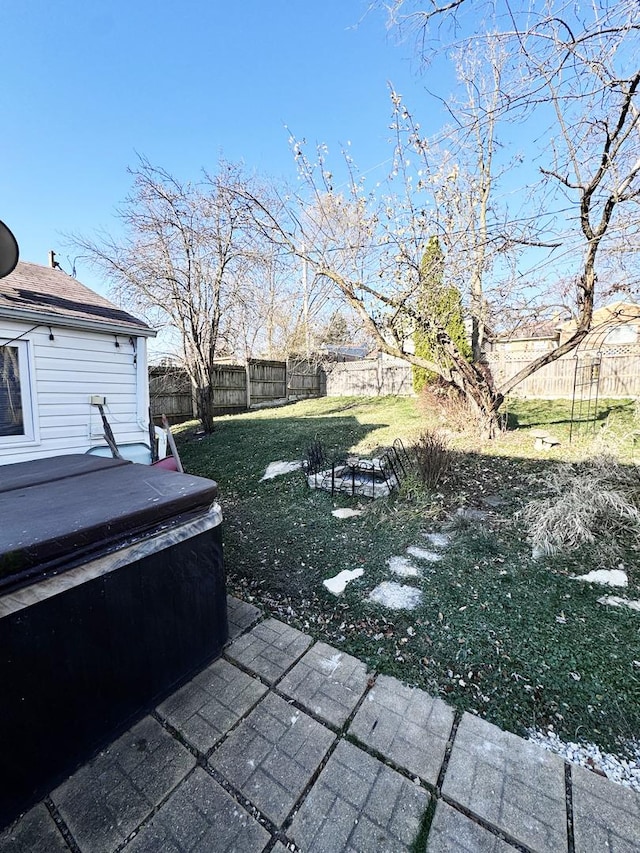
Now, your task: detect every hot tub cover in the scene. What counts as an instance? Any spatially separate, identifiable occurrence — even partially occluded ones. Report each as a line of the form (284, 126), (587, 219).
(0, 455), (218, 591)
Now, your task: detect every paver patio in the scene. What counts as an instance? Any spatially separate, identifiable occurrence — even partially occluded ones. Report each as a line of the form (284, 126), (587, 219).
(2, 595), (640, 853)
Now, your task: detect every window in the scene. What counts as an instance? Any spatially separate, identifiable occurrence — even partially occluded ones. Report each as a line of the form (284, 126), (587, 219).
(0, 340), (36, 442)
(604, 324), (637, 345)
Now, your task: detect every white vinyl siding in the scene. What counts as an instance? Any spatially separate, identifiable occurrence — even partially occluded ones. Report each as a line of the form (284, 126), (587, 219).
(0, 321), (150, 466)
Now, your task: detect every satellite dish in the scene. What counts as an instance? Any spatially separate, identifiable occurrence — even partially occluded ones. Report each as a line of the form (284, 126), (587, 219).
(0, 220), (19, 279)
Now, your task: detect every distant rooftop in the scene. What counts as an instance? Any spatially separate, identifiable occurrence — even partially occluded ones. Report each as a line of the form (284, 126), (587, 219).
(0, 261), (154, 336)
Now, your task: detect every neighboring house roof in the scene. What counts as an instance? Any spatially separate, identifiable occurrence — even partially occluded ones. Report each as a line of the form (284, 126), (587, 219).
(0, 261), (154, 337)
(559, 301), (640, 333)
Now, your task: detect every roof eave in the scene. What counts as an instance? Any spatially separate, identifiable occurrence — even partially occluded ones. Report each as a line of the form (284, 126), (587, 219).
(0, 306), (156, 338)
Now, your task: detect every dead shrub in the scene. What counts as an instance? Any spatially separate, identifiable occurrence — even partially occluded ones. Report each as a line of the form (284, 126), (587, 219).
(413, 429), (451, 489)
(520, 455), (640, 556)
(418, 380), (478, 435)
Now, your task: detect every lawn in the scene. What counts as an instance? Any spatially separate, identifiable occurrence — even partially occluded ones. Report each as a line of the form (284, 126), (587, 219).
(175, 395), (640, 762)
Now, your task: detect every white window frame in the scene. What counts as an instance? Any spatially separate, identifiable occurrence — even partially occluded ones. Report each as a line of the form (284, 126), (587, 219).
(0, 338), (39, 446)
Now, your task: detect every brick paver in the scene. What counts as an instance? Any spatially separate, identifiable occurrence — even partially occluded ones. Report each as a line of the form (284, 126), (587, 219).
(227, 595), (261, 640)
(122, 767), (271, 853)
(426, 801), (520, 851)
(289, 739), (429, 852)
(210, 692), (335, 827)
(226, 618), (313, 684)
(349, 674), (454, 784)
(157, 658), (267, 753)
(441, 712), (567, 853)
(278, 641), (370, 727)
(0, 803), (71, 852)
(51, 716), (195, 853)
(572, 764), (640, 853)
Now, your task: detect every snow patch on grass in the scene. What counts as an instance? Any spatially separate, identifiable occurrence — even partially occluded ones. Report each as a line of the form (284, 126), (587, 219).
(573, 568), (628, 587)
(368, 581), (422, 610)
(387, 556), (421, 577)
(407, 546), (443, 562)
(597, 595), (640, 612)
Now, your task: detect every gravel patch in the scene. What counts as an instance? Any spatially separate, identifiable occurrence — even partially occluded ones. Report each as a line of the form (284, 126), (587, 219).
(407, 546), (443, 562)
(387, 556), (421, 577)
(529, 729), (640, 793)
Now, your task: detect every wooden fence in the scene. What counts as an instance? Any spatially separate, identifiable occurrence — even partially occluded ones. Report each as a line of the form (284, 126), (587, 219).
(486, 351), (640, 398)
(325, 357), (414, 397)
(149, 358), (324, 424)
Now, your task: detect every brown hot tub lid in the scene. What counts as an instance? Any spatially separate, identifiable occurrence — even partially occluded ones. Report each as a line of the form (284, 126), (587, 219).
(0, 453), (131, 494)
(0, 456), (218, 591)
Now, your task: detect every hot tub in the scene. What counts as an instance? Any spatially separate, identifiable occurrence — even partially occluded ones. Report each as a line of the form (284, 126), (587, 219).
(0, 455), (227, 827)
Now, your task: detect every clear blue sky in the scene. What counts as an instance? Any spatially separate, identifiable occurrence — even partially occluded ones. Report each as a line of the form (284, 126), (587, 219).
(1, 0), (441, 295)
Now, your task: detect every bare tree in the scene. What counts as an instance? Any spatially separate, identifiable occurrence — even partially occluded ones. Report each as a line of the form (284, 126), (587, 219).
(72, 157), (262, 432)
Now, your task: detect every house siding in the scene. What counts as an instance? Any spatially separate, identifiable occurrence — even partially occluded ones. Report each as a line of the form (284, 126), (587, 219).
(1, 320), (150, 465)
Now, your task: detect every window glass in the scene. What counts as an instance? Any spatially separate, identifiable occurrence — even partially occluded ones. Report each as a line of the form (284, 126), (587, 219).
(0, 344), (24, 436)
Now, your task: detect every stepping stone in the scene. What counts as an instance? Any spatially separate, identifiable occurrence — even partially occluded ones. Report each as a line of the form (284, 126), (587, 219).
(226, 618), (313, 684)
(261, 460), (302, 480)
(422, 532), (452, 548)
(124, 767), (271, 853)
(227, 594), (261, 640)
(51, 716), (195, 853)
(368, 581), (422, 611)
(332, 508), (363, 519)
(0, 803), (71, 853)
(572, 763), (640, 853)
(387, 555), (421, 577)
(289, 740), (429, 853)
(427, 800), (520, 851)
(441, 712), (567, 853)
(349, 674), (454, 785)
(209, 693), (335, 827)
(157, 658), (267, 753)
(278, 641), (370, 727)
(406, 546), (442, 562)
(323, 568), (364, 596)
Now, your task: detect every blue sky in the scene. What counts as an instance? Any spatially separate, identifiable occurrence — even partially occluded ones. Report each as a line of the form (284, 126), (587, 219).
(1, 0), (444, 294)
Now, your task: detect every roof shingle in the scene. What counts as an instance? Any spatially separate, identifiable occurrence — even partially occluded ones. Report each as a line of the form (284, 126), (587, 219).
(0, 261), (153, 335)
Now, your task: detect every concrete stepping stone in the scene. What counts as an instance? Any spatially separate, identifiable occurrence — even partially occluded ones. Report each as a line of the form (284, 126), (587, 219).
(261, 460), (302, 480)
(278, 641), (370, 727)
(227, 594), (262, 640)
(123, 767), (271, 853)
(572, 763), (640, 853)
(226, 618), (313, 685)
(289, 739), (429, 853)
(368, 581), (422, 610)
(51, 716), (195, 853)
(0, 803), (71, 852)
(427, 800), (520, 851)
(387, 555), (421, 577)
(156, 658), (267, 753)
(441, 712), (567, 853)
(349, 674), (454, 785)
(331, 508), (363, 519)
(209, 693), (335, 827)
(406, 546), (443, 562)
(323, 568), (364, 595)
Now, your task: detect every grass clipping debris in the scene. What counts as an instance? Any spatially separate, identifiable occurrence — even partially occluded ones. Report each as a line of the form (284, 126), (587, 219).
(521, 455), (640, 556)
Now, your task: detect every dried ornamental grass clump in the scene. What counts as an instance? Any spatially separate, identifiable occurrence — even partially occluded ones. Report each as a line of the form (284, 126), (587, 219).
(521, 455), (640, 556)
(413, 429), (451, 489)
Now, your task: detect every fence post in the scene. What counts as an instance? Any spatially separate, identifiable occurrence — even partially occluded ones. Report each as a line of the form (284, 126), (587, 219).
(245, 362), (251, 409)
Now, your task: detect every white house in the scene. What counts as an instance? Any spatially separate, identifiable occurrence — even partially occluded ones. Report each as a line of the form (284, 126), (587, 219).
(0, 259), (156, 466)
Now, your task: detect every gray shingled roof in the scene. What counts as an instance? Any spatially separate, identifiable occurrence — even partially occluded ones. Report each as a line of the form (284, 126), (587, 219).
(0, 261), (154, 336)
